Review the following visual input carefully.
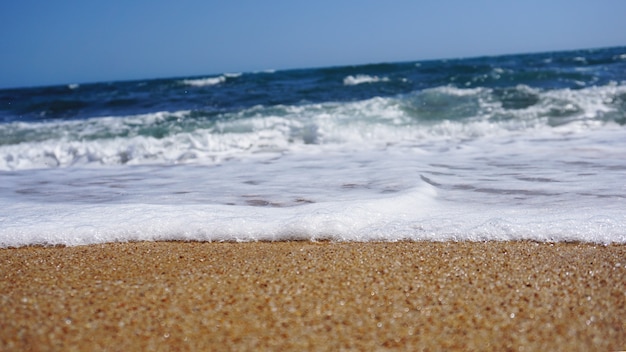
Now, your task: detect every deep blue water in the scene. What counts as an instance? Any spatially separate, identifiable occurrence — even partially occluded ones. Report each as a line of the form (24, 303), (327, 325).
(2, 47), (625, 124)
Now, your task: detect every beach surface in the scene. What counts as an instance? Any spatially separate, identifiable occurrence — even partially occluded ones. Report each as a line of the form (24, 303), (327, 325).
(1, 241), (624, 351)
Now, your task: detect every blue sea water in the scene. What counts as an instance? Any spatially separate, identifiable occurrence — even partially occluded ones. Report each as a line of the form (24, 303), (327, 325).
(1, 47), (625, 246)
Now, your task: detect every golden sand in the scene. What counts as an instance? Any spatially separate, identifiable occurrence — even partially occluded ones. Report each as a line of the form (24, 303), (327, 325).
(1, 241), (624, 351)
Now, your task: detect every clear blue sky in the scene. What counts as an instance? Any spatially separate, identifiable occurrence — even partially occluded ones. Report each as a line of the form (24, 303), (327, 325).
(1, 0), (624, 89)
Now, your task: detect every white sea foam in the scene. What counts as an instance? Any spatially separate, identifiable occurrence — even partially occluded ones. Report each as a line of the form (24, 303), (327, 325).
(2, 84), (625, 246)
(2, 131), (625, 247)
(1, 84), (625, 171)
(0, 184), (439, 247)
(343, 74), (390, 86)
(2, 134), (625, 247)
(181, 76), (226, 87)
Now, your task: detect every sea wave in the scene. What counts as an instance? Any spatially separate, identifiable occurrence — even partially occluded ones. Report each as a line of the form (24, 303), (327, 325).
(1, 84), (624, 171)
(181, 76), (227, 87)
(343, 74), (390, 86)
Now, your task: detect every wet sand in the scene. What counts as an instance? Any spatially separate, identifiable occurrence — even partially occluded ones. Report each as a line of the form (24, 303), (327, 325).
(1, 241), (624, 351)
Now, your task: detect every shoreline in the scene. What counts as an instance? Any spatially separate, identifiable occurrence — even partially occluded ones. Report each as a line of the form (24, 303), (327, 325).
(1, 240), (624, 350)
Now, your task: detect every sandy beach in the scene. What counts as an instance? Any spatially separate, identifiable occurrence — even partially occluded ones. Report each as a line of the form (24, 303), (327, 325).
(1, 241), (624, 351)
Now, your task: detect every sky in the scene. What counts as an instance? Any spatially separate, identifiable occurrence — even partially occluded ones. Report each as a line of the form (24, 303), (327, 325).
(1, 0), (625, 89)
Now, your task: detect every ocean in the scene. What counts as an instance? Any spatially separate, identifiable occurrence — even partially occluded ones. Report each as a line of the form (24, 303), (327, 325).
(1, 47), (625, 247)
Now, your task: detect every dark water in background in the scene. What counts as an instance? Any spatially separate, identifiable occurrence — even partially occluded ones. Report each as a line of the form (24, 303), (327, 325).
(2, 47), (625, 124)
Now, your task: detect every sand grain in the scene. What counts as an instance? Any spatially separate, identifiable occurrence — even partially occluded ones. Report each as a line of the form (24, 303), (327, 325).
(1, 241), (624, 351)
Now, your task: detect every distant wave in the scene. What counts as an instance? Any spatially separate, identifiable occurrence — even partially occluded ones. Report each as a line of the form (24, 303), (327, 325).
(181, 76), (227, 87)
(181, 73), (242, 87)
(343, 74), (390, 86)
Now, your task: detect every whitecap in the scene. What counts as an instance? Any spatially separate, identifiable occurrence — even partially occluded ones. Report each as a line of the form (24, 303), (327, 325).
(181, 76), (226, 87)
(343, 74), (390, 86)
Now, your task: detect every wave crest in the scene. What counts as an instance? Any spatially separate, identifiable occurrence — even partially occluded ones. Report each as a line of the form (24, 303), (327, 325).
(181, 76), (227, 87)
(1, 84), (624, 170)
(343, 74), (390, 86)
